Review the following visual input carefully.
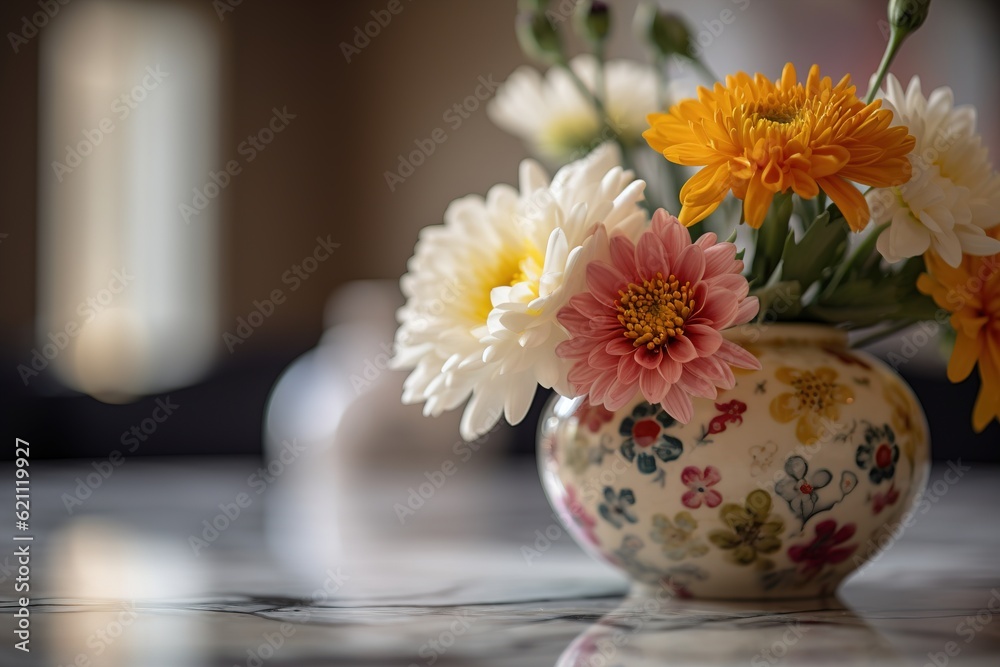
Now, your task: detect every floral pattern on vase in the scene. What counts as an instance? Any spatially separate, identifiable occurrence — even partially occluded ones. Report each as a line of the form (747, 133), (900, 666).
(855, 423), (900, 484)
(537, 324), (931, 599)
(618, 403), (683, 482)
(650, 511), (709, 561)
(769, 366), (855, 445)
(774, 456), (858, 529)
(680, 466), (723, 509)
(598, 486), (637, 528)
(708, 490), (784, 570)
(697, 400), (748, 443)
(787, 520), (858, 579)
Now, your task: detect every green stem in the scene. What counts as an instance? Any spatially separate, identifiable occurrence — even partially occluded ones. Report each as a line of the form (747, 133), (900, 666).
(865, 26), (907, 104)
(823, 221), (890, 298)
(851, 319), (917, 348)
(558, 58), (632, 169)
(560, 58), (608, 123)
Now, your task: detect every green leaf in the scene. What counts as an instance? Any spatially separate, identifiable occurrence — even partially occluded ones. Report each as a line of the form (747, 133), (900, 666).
(750, 193), (794, 286)
(752, 280), (803, 322)
(779, 211), (849, 290)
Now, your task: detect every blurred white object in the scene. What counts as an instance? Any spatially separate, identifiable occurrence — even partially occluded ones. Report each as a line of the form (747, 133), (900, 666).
(37, 0), (220, 401)
(263, 280), (505, 576)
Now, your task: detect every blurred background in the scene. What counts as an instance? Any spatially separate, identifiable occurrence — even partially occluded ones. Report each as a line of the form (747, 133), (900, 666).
(0, 0), (998, 463)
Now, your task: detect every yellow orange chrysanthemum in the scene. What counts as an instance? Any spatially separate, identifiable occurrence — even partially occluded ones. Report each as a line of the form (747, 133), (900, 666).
(917, 229), (1000, 433)
(643, 63), (916, 231)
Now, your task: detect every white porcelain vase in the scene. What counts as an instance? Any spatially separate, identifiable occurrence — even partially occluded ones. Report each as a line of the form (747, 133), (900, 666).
(537, 324), (931, 599)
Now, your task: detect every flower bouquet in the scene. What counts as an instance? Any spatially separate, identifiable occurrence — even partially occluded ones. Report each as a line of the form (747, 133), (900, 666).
(391, 0), (999, 597)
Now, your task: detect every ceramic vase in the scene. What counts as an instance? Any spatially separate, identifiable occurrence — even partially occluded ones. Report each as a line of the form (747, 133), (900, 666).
(537, 324), (930, 599)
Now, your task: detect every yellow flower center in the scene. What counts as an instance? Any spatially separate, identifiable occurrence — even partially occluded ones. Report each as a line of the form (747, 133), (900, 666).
(471, 243), (545, 324)
(790, 372), (836, 411)
(542, 113), (601, 155)
(616, 272), (695, 350)
(755, 104), (800, 125)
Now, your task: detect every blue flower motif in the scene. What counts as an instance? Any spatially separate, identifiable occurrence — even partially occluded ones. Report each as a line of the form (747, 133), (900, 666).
(775, 455), (858, 528)
(856, 424), (899, 484)
(598, 486), (637, 529)
(619, 403), (683, 475)
(775, 456), (832, 521)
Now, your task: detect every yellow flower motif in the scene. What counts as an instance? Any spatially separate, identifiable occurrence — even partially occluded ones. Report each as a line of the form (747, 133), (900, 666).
(770, 367), (855, 445)
(884, 384), (925, 467)
(643, 63), (915, 231)
(917, 234), (1000, 433)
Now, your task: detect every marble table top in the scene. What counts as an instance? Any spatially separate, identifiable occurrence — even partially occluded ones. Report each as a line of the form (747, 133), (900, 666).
(1, 456), (999, 666)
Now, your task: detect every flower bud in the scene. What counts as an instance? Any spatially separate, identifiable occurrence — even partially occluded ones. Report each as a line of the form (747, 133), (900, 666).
(888, 0), (931, 34)
(516, 11), (563, 64)
(634, 3), (692, 59)
(575, 0), (610, 44)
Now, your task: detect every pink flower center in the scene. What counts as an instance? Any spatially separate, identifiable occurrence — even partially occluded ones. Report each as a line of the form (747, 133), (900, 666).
(799, 483), (813, 495)
(616, 273), (694, 350)
(632, 419), (661, 447)
(875, 443), (892, 468)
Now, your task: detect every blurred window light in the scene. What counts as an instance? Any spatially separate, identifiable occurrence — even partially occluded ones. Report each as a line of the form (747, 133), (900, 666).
(37, 0), (221, 402)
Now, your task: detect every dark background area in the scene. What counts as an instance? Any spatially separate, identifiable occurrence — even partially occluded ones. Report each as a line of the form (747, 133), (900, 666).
(0, 0), (997, 461)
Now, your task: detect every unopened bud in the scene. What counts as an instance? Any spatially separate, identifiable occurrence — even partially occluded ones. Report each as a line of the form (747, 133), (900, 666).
(516, 11), (563, 64)
(888, 0), (931, 34)
(575, 0), (610, 44)
(634, 3), (692, 59)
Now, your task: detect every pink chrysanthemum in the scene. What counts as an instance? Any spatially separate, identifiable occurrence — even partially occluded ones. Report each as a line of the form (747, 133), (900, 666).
(556, 210), (761, 422)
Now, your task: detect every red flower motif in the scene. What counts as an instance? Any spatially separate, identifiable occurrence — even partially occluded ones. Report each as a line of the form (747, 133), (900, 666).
(706, 399), (747, 435)
(574, 401), (616, 433)
(563, 485), (600, 546)
(788, 519), (857, 578)
(680, 465), (723, 508)
(872, 484), (900, 515)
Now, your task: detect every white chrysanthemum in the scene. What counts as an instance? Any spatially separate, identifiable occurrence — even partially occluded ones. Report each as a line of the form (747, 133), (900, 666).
(393, 144), (647, 440)
(487, 55), (658, 164)
(867, 75), (1000, 267)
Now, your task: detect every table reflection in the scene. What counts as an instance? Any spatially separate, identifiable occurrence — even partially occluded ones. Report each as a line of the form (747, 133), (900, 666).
(556, 590), (905, 667)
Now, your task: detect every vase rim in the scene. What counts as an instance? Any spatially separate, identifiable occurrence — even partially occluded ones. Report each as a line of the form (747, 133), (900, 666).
(722, 322), (848, 347)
